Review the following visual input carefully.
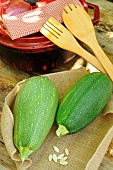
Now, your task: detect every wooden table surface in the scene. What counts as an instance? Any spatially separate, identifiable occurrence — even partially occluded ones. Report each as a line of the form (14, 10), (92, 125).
(0, 0), (113, 169)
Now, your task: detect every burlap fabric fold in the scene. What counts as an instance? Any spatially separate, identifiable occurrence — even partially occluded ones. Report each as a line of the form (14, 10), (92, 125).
(1, 68), (113, 170)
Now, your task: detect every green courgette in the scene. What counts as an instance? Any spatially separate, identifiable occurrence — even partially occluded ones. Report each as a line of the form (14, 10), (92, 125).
(13, 76), (58, 161)
(56, 72), (113, 136)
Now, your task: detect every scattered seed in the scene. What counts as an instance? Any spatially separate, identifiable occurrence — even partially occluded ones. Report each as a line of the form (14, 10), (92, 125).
(53, 154), (57, 162)
(60, 160), (68, 165)
(53, 146), (59, 153)
(48, 154), (53, 161)
(48, 146), (69, 165)
(57, 153), (65, 160)
(60, 157), (68, 161)
(65, 148), (69, 155)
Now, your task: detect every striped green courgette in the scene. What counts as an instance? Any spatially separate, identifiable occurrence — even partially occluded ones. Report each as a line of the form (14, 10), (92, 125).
(13, 76), (58, 161)
(56, 72), (113, 136)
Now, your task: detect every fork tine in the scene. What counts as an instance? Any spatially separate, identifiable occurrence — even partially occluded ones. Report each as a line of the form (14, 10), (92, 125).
(63, 4), (77, 13)
(43, 23), (59, 38)
(68, 4), (77, 9)
(48, 17), (64, 31)
(63, 5), (71, 13)
(40, 25), (59, 41)
(45, 21), (62, 36)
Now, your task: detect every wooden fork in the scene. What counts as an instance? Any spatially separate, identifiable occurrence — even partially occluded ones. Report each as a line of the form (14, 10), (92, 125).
(40, 17), (105, 73)
(62, 4), (113, 81)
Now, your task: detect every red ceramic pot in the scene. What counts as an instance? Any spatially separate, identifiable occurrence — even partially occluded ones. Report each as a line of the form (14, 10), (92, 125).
(0, 0), (100, 73)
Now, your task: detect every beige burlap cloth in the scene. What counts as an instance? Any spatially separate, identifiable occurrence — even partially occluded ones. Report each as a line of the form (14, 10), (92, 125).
(1, 67), (113, 170)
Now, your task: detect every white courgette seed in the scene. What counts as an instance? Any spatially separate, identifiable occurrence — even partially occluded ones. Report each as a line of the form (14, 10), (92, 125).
(48, 146), (69, 166)
(48, 154), (53, 161)
(60, 160), (68, 165)
(60, 157), (68, 161)
(57, 154), (65, 160)
(53, 154), (57, 162)
(53, 146), (59, 153)
(65, 148), (69, 155)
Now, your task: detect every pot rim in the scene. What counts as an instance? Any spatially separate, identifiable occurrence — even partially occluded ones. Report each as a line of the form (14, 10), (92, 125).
(0, 26), (55, 50)
(0, 0), (86, 50)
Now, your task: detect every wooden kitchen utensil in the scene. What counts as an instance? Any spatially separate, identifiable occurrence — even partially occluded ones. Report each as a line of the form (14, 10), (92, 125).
(62, 4), (113, 81)
(40, 17), (105, 73)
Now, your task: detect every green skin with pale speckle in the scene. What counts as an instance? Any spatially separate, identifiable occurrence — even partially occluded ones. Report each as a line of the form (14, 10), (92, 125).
(56, 72), (113, 136)
(13, 76), (58, 161)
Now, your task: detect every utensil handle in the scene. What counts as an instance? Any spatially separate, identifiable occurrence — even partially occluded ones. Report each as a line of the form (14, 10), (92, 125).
(71, 43), (106, 73)
(90, 39), (113, 81)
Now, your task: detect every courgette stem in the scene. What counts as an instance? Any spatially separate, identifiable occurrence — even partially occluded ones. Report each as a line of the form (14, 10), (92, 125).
(19, 147), (33, 162)
(56, 125), (69, 137)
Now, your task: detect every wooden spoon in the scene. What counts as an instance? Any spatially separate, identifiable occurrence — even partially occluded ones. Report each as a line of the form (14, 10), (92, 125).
(40, 17), (105, 72)
(63, 4), (113, 81)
